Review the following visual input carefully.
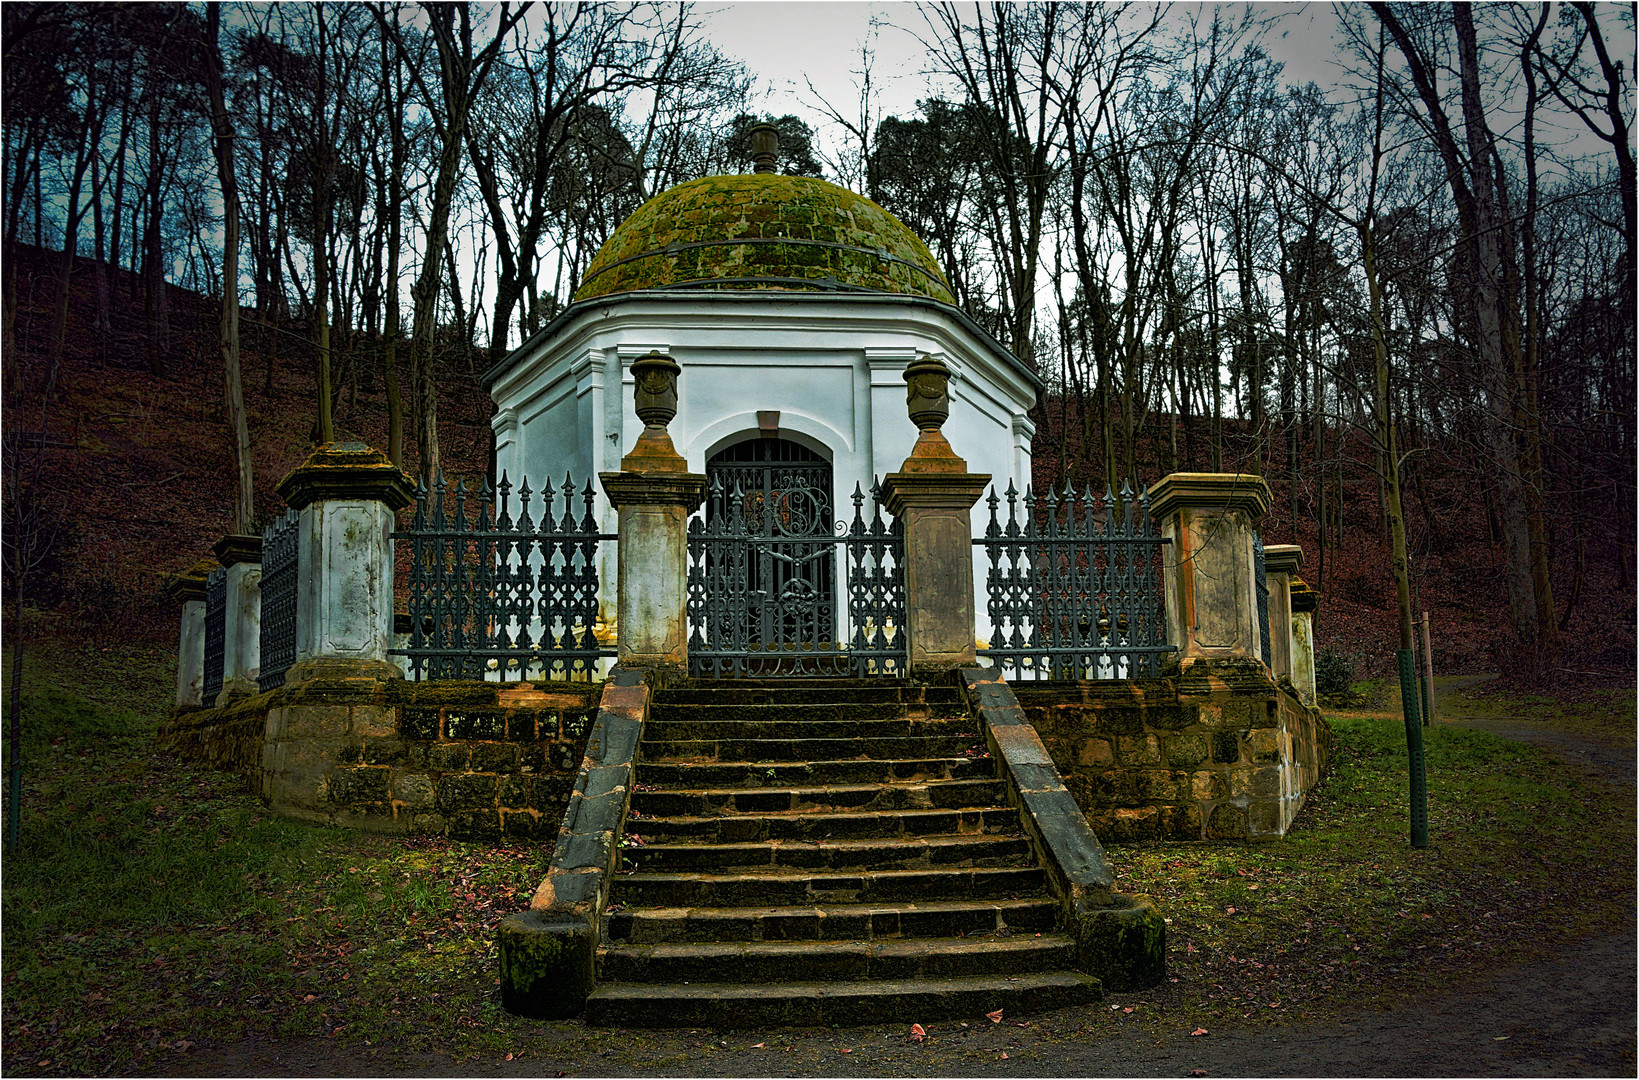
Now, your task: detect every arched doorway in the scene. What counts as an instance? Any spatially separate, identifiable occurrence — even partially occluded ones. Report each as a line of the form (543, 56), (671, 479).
(689, 437), (842, 675)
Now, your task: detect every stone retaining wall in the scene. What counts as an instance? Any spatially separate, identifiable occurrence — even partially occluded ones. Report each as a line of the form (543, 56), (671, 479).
(161, 678), (600, 840)
(1011, 659), (1332, 842)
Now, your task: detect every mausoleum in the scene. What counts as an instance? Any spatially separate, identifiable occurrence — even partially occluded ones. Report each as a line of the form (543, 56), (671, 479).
(483, 146), (1039, 654)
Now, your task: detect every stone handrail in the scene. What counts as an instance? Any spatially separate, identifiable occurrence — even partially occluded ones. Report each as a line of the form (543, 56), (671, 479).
(958, 666), (1166, 992)
(498, 667), (648, 1018)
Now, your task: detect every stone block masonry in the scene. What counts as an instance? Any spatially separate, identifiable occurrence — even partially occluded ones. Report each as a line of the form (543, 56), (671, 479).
(161, 679), (600, 840)
(1011, 658), (1332, 842)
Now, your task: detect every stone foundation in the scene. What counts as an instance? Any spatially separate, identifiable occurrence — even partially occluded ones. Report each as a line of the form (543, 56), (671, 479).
(161, 677), (600, 840)
(1011, 659), (1331, 842)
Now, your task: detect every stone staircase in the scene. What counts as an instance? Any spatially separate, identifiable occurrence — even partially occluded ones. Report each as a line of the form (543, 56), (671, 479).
(582, 678), (1103, 1027)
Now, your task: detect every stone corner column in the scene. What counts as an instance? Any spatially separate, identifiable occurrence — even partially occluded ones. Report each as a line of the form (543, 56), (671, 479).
(598, 351), (706, 671)
(211, 533), (264, 705)
(879, 355), (991, 676)
(1289, 576), (1321, 706)
(162, 556), (218, 708)
(276, 440), (416, 684)
(1145, 472), (1272, 672)
(1262, 544), (1304, 685)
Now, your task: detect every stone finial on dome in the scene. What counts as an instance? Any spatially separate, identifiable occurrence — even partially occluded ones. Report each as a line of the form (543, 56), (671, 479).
(750, 123), (779, 174)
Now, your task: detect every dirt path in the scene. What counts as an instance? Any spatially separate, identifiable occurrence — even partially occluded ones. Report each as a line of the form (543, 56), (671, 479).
(150, 678), (1637, 1078)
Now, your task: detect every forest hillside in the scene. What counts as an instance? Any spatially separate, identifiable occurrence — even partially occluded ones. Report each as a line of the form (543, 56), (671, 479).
(5, 241), (1631, 686)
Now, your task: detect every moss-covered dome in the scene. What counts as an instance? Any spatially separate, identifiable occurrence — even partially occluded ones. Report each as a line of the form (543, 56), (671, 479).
(573, 174), (956, 305)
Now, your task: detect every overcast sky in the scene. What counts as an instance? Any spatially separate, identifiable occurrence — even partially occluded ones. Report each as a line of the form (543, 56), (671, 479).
(699, 2), (1351, 148)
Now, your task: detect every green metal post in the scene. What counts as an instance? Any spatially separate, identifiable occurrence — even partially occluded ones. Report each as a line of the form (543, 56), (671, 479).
(1398, 648), (1428, 848)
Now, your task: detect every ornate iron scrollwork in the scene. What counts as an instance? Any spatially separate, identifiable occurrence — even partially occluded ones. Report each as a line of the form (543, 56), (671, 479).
(687, 439), (905, 678)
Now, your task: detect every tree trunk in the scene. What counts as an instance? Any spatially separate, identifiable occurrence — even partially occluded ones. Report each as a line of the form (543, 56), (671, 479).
(208, 3), (255, 533)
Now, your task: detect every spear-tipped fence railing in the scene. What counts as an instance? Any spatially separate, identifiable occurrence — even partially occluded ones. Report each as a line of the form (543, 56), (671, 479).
(202, 567), (226, 703)
(257, 509), (299, 692)
(391, 472), (616, 681)
(976, 480), (1174, 680)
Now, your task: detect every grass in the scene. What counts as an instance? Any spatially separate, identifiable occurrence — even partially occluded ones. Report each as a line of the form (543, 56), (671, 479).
(2, 643), (1633, 1073)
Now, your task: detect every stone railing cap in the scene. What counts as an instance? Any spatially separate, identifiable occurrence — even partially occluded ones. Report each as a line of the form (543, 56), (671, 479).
(276, 441), (416, 511)
(1290, 577), (1321, 612)
(161, 556), (219, 602)
(1263, 544), (1304, 575)
(599, 470), (707, 510)
(213, 533), (263, 568)
(1145, 472), (1272, 523)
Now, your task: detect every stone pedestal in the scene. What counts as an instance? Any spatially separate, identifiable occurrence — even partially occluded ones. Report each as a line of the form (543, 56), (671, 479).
(1145, 473), (1272, 670)
(276, 442), (416, 683)
(1262, 544), (1304, 684)
(599, 351), (706, 670)
(880, 355), (990, 674)
(211, 534), (263, 705)
(163, 557), (217, 707)
(1289, 577), (1320, 706)
(601, 474), (705, 667)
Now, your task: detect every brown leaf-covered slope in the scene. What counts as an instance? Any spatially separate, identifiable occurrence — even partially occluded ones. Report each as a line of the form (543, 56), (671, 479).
(5, 244), (1631, 680)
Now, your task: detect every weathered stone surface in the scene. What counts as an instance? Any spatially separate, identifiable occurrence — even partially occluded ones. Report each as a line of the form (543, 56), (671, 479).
(1116, 734), (1161, 766)
(1072, 895), (1166, 992)
(282, 706), (351, 739)
(353, 705), (397, 738)
(393, 772), (435, 809)
(329, 766), (389, 804)
(470, 743), (518, 773)
(438, 773), (498, 811)
(1166, 734), (1207, 767)
(362, 738), (409, 765)
(1207, 803), (1247, 839)
(427, 743), (470, 771)
(447, 710), (507, 741)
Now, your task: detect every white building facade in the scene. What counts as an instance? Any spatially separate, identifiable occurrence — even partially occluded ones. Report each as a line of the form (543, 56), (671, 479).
(482, 173), (1040, 657)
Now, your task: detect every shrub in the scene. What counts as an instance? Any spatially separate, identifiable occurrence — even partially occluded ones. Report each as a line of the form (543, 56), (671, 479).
(1315, 646), (1356, 700)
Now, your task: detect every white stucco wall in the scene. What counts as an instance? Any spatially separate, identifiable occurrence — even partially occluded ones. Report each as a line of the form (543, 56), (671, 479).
(487, 292), (1040, 651)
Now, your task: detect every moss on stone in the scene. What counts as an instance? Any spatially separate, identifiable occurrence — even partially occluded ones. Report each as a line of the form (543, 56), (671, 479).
(1075, 894), (1166, 992)
(573, 174), (955, 305)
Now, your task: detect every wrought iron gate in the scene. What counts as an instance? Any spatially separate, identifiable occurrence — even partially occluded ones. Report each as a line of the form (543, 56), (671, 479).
(687, 439), (905, 677)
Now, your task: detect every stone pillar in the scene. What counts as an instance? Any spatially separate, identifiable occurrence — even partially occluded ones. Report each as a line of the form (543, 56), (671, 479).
(1289, 577), (1320, 706)
(1262, 544), (1304, 684)
(162, 557), (217, 707)
(881, 355), (990, 674)
(600, 351), (706, 669)
(211, 534), (263, 705)
(276, 441), (416, 683)
(1145, 473), (1272, 670)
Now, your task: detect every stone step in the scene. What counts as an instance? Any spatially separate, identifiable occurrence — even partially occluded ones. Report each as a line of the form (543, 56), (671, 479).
(640, 735), (986, 763)
(624, 833), (1032, 874)
(630, 778), (1009, 817)
(604, 897), (1059, 945)
(634, 756), (995, 788)
(642, 717), (974, 742)
(649, 702), (916, 724)
(583, 971), (1102, 1028)
(599, 932), (1077, 984)
(612, 866), (1049, 908)
(655, 685), (964, 707)
(631, 807), (1019, 845)
(655, 685), (970, 711)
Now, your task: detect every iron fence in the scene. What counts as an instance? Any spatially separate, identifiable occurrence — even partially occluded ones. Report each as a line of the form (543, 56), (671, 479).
(976, 480), (1174, 680)
(258, 509), (299, 692)
(202, 567), (226, 703)
(391, 473), (616, 681)
(687, 478), (906, 677)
